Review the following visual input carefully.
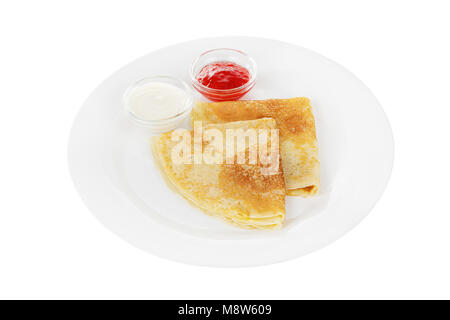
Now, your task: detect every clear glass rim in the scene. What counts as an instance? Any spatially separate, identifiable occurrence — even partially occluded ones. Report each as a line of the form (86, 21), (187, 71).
(190, 48), (257, 93)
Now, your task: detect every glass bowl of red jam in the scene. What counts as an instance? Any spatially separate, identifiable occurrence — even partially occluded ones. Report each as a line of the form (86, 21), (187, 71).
(190, 48), (257, 101)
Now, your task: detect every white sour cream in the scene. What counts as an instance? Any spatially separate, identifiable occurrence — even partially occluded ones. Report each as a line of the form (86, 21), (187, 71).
(125, 81), (189, 121)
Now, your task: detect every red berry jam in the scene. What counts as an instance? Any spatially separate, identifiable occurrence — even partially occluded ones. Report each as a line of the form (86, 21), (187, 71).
(194, 61), (253, 101)
(196, 61), (250, 90)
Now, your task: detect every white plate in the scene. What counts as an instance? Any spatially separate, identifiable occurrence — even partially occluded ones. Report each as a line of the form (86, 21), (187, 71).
(68, 37), (394, 267)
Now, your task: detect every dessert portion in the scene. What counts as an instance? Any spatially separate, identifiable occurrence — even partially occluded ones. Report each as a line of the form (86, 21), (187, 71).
(191, 97), (320, 196)
(123, 48), (321, 229)
(152, 118), (286, 229)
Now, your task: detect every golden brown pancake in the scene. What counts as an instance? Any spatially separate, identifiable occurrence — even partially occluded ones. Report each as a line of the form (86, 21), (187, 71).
(152, 118), (286, 229)
(191, 97), (320, 196)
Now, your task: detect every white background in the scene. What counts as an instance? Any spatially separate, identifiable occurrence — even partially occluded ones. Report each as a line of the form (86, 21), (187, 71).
(1, 0), (449, 300)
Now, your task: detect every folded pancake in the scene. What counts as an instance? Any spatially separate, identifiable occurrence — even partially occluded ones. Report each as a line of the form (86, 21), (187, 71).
(152, 118), (286, 229)
(191, 97), (319, 196)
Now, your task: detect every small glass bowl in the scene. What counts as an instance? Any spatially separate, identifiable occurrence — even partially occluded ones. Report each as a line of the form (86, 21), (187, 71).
(123, 76), (193, 133)
(190, 48), (257, 102)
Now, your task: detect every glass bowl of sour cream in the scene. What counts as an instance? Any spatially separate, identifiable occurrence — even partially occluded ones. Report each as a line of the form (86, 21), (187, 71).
(123, 76), (193, 133)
